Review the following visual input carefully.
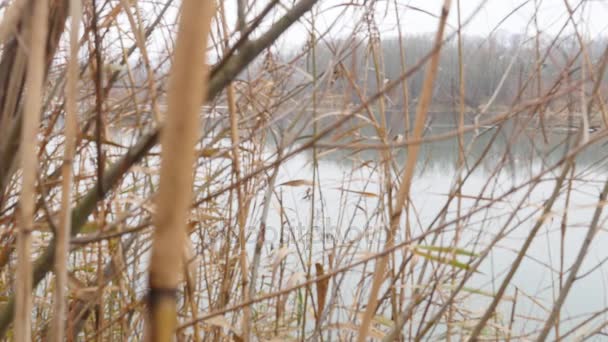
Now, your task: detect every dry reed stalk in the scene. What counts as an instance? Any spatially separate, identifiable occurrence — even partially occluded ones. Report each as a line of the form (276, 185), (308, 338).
(50, 0), (81, 340)
(366, 17), (404, 326)
(218, 2), (252, 339)
(14, 1), (49, 340)
(355, 1), (451, 340)
(145, 1), (215, 341)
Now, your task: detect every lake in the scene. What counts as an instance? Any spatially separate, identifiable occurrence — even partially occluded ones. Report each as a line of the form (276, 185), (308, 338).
(253, 119), (608, 340)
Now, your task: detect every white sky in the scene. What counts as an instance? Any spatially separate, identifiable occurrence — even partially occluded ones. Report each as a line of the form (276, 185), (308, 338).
(265, 0), (608, 49)
(135, 0), (608, 65)
(394, 0), (608, 36)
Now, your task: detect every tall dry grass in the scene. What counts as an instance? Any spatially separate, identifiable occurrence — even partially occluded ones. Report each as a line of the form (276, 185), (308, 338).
(0, 0), (605, 340)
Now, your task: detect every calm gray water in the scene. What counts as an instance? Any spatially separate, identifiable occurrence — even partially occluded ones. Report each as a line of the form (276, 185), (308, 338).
(261, 121), (608, 339)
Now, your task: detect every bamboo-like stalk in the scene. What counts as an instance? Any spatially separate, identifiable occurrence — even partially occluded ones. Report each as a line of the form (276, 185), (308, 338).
(50, 0), (81, 340)
(145, 1), (215, 341)
(14, 1), (49, 341)
(355, 1), (451, 340)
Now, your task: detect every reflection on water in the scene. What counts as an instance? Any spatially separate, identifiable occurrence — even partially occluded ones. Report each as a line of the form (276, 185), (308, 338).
(266, 120), (608, 339)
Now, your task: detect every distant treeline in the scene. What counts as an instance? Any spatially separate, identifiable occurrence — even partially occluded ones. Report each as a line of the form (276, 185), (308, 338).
(121, 33), (608, 117)
(273, 33), (608, 112)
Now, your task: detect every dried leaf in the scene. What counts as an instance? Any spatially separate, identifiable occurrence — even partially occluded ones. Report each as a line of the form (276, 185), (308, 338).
(279, 179), (313, 187)
(314, 263), (329, 325)
(271, 246), (290, 273)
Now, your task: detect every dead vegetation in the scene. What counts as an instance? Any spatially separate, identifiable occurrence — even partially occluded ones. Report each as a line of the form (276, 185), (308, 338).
(0, 0), (606, 340)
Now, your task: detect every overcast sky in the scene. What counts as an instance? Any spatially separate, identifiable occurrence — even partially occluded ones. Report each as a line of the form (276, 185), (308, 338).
(394, 0), (607, 36)
(264, 0), (608, 49)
